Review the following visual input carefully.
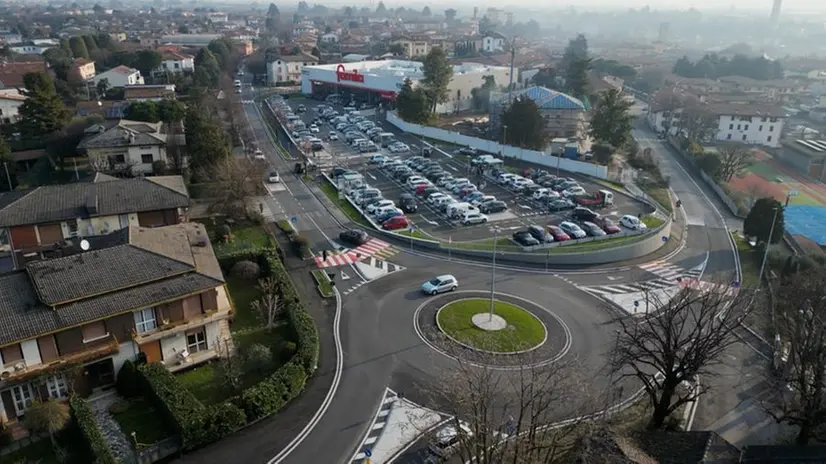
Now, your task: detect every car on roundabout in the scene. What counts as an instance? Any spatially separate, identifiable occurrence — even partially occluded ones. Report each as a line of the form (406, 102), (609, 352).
(339, 229), (369, 245)
(421, 274), (458, 295)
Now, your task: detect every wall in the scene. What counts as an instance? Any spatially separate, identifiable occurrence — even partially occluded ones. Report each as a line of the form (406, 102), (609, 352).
(716, 115), (782, 147)
(159, 332), (187, 362)
(205, 321), (222, 350)
(111, 341), (139, 375)
(386, 112), (610, 179)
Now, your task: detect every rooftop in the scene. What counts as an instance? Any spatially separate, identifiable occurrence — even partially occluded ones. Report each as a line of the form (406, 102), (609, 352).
(305, 59), (509, 80)
(0, 223), (223, 347)
(78, 119), (166, 149)
(781, 138), (826, 158)
(492, 86), (586, 111)
(100, 65), (139, 76)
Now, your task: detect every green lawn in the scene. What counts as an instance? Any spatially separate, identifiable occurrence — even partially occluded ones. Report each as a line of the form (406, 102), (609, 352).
(450, 237), (523, 252)
(1, 440), (59, 464)
(226, 275), (264, 332)
(436, 298), (546, 353)
(640, 184), (673, 213)
(111, 397), (175, 448)
(395, 229), (432, 240)
(200, 220), (272, 257)
(311, 270), (334, 297)
(552, 233), (651, 253)
(642, 216), (665, 229)
(318, 180), (371, 227)
(732, 233), (760, 288)
(175, 364), (227, 405)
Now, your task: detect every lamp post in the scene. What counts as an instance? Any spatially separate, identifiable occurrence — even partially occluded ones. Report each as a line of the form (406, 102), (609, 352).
(489, 228), (498, 321)
(758, 206), (780, 290)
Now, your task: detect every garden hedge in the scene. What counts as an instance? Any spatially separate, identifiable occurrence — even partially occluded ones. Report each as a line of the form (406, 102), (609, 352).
(69, 395), (118, 464)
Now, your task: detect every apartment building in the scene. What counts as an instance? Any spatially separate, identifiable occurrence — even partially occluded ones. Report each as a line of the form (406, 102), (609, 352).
(93, 65), (144, 88)
(267, 53), (319, 85)
(0, 222), (232, 423)
(390, 37), (431, 58)
(155, 51), (195, 75)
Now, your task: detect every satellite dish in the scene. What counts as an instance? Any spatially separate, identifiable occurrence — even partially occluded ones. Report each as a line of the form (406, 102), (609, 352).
(80, 239), (90, 251)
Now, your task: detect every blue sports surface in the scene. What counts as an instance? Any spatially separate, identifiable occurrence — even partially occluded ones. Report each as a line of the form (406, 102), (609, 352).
(784, 205), (826, 245)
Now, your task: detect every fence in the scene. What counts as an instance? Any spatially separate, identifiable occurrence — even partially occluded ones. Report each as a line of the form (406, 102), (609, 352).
(134, 436), (182, 464)
(386, 112), (610, 180)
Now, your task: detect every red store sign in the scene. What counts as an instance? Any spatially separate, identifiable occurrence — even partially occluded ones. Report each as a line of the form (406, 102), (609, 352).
(336, 64), (364, 83)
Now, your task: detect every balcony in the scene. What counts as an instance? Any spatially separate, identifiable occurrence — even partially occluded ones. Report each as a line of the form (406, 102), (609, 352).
(0, 335), (119, 383)
(132, 305), (231, 344)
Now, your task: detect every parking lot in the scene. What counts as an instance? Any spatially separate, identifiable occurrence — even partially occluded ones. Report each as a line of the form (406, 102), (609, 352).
(277, 97), (652, 243)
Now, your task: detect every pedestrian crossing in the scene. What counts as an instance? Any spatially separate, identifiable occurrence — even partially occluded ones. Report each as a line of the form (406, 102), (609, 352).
(242, 100), (255, 104)
(313, 238), (399, 268)
(579, 262), (705, 297)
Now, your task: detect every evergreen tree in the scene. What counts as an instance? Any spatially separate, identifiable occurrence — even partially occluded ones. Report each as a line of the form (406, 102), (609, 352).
(124, 101), (160, 122)
(589, 88), (634, 150)
(0, 136), (17, 191)
(82, 35), (98, 53)
(744, 197), (784, 245)
(396, 79), (429, 124)
(376, 1), (387, 14)
(158, 100), (186, 123)
(134, 49), (162, 77)
(17, 72), (70, 141)
(421, 47), (453, 113)
(561, 34), (591, 99)
(68, 36), (89, 59)
(500, 97), (546, 150)
(194, 48), (221, 87)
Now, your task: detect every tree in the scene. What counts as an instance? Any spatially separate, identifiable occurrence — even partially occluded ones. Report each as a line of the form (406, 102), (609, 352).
(768, 270), (826, 444)
(186, 100), (231, 172)
(125, 101), (160, 122)
(267, 2), (280, 16)
(610, 280), (752, 429)
(208, 38), (236, 71)
(81, 35), (98, 54)
(215, 338), (243, 393)
(194, 48), (221, 87)
(0, 136), (17, 191)
(17, 72), (70, 141)
(157, 99), (186, 124)
(561, 34), (590, 99)
(716, 144), (755, 182)
(95, 78), (110, 98)
(422, 6), (432, 16)
(531, 68), (557, 88)
(133, 49), (162, 77)
(588, 88), (633, 149)
(395, 78), (430, 124)
(68, 36), (89, 59)
(376, 1), (386, 14)
(744, 197), (784, 244)
(678, 104), (718, 143)
(500, 97), (546, 150)
(421, 47), (453, 113)
(591, 143), (613, 165)
(471, 75), (496, 111)
(251, 277), (283, 329)
(24, 399), (70, 446)
(243, 343), (273, 375)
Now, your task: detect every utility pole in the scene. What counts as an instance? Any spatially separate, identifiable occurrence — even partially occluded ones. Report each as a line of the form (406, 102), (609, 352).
(489, 228), (498, 321)
(758, 207), (780, 290)
(506, 37), (516, 104)
(3, 162), (11, 191)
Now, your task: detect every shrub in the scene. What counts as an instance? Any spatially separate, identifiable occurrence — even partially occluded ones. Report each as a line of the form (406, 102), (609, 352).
(243, 343), (273, 373)
(238, 379), (288, 420)
(231, 260), (261, 280)
(284, 341), (297, 356)
(202, 402), (246, 439)
(69, 396), (118, 464)
(0, 425), (12, 447)
(116, 360), (139, 398)
(291, 234), (309, 248)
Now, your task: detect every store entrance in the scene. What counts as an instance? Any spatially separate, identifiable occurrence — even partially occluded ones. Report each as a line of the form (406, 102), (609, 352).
(311, 82), (392, 108)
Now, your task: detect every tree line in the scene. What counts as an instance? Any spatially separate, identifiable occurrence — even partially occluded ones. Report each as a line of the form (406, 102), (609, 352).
(673, 53), (784, 81)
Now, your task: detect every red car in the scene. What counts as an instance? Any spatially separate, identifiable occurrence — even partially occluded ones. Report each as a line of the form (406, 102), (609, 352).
(458, 186), (477, 198)
(546, 225), (570, 241)
(415, 184), (429, 195)
(383, 216), (410, 230)
(599, 218), (622, 235)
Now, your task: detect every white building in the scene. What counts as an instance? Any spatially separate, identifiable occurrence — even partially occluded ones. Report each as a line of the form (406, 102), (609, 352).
(481, 32), (507, 53)
(321, 33), (339, 44)
(267, 53), (319, 85)
(93, 65), (144, 88)
(300, 59), (513, 113)
(155, 51), (195, 75)
(0, 89), (25, 124)
(646, 99), (785, 148)
(8, 42), (54, 55)
(78, 120), (169, 174)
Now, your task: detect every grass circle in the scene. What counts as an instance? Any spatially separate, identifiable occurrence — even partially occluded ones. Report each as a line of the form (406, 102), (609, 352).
(436, 298), (547, 353)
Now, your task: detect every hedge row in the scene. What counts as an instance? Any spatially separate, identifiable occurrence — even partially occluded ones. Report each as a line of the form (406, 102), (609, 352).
(68, 395), (118, 464)
(135, 362), (246, 450)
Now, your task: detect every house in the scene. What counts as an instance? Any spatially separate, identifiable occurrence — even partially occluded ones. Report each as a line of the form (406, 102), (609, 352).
(7, 42), (54, 55)
(70, 58), (96, 82)
(155, 51), (194, 75)
(77, 120), (169, 175)
(454, 36), (482, 57)
(391, 37), (431, 58)
(646, 90), (785, 148)
(0, 89), (26, 124)
(267, 53), (319, 85)
(0, 222), (232, 424)
(160, 34), (222, 47)
(0, 61), (50, 89)
(489, 86), (588, 147)
(124, 84), (176, 102)
(776, 138), (826, 182)
(75, 100), (130, 119)
(481, 32), (507, 53)
(93, 65), (144, 89)
(321, 33), (339, 44)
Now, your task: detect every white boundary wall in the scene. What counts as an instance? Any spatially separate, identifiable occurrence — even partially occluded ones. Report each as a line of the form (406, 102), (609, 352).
(386, 111), (609, 180)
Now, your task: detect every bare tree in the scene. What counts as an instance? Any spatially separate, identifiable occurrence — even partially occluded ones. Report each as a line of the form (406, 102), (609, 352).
(766, 270), (826, 445)
(196, 156), (266, 220)
(251, 276), (283, 329)
(215, 338), (243, 393)
(716, 144), (755, 183)
(610, 278), (752, 429)
(678, 104), (718, 144)
(419, 349), (594, 463)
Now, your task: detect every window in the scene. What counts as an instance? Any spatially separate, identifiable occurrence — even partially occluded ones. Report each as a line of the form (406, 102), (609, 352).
(727, 133), (732, 140)
(1, 343), (23, 366)
(744, 125), (749, 130)
(729, 124), (733, 130)
(742, 134), (747, 141)
(109, 154), (125, 164)
(769, 125), (774, 132)
(759, 125), (763, 131)
(46, 375), (68, 399)
(134, 308), (157, 333)
(186, 328), (207, 352)
(767, 136), (772, 142)
(67, 219), (79, 237)
(141, 154), (154, 164)
(81, 321), (108, 343)
(737, 124), (741, 130)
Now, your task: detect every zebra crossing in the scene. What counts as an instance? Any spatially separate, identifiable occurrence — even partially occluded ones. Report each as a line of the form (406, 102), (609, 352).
(314, 238), (399, 268)
(579, 261), (705, 297)
(242, 100), (255, 104)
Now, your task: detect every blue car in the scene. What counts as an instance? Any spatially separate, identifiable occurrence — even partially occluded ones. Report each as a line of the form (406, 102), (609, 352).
(376, 209), (403, 223)
(421, 274), (459, 295)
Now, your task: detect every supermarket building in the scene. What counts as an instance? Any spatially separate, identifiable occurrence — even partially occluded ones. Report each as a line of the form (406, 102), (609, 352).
(300, 59), (513, 113)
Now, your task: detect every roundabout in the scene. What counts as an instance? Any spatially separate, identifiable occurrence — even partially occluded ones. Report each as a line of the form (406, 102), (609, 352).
(415, 289), (572, 369)
(436, 298), (547, 354)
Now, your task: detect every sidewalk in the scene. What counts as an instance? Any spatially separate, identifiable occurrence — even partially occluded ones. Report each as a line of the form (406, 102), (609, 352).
(172, 223), (338, 464)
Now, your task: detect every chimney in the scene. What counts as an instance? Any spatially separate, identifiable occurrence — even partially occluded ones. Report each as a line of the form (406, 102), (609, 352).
(86, 193), (98, 216)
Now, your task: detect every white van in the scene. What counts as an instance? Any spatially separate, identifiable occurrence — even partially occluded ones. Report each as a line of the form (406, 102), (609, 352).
(447, 202), (478, 218)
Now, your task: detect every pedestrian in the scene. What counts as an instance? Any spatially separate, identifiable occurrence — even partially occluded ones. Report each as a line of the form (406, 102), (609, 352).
(322, 250), (328, 261)
(259, 202), (264, 214)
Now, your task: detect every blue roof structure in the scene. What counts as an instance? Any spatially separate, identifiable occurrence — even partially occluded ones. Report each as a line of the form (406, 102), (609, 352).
(784, 205), (826, 245)
(512, 86), (586, 111)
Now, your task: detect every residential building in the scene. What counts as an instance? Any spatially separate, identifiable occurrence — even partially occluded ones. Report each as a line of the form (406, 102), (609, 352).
(0, 61), (51, 89)
(646, 91), (785, 148)
(0, 222), (232, 423)
(0, 175), (189, 269)
(77, 120), (169, 174)
(8, 42), (54, 55)
(321, 33), (339, 44)
(70, 58), (96, 82)
(160, 34), (222, 47)
(292, 25), (317, 37)
(0, 89), (25, 124)
(124, 84), (176, 102)
(0, 32), (22, 44)
(267, 53), (319, 85)
(777, 138), (826, 181)
(489, 86), (588, 149)
(481, 32), (507, 53)
(454, 36), (482, 57)
(93, 65), (144, 88)
(155, 51), (195, 75)
(390, 37), (431, 58)
(342, 54), (370, 63)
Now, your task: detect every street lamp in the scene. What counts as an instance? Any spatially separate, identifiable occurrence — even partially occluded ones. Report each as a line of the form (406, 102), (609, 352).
(489, 228), (499, 321)
(757, 206), (780, 290)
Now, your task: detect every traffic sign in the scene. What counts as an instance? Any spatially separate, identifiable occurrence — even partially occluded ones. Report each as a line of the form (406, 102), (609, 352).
(634, 300), (640, 308)
(409, 225), (415, 233)
(364, 449), (372, 457)
(290, 216), (297, 224)
(662, 236), (668, 242)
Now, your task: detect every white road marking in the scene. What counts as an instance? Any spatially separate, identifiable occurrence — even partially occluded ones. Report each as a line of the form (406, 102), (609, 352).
(607, 276), (622, 281)
(446, 165), (457, 171)
(420, 216), (439, 225)
(367, 173), (376, 180)
(518, 204), (533, 210)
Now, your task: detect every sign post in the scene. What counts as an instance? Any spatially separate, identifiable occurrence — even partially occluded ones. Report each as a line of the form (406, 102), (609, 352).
(448, 235), (452, 261)
(409, 225), (415, 251)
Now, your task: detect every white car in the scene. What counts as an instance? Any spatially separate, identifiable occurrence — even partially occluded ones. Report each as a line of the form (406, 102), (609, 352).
(532, 188), (551, 200)
(620, 214), (648, 231)
(429, 422), (473, 458)
(309, 125), (319, 133)
(427, 192), (449, 204)
(559, 221), (587, 239)
(329, 131), (339, 140)
(461, 212), (489, 225)
(498, 173), (517, 185)
(253, 149), (265, 161)
(374, 205), (401, 217)
(562, 186), (587, 198)
(367, 199), (394, 215)
(471, 195), (496, 206)
(267, 171), (280, 183)
(369, 154), (389, 165)
(406, 176), (427, 188)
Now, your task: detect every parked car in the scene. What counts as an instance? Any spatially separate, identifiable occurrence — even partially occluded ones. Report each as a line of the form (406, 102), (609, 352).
(418, 186), (439, 198)
(559, 221), (587, 239)
(597, 217), (622, 234)
(571, 206), (600, 222)
(267, 171), (280, 183)
(383, 215), (410, 230)
(339, 229), (369, 245)
(546, 225), (570, 241)
(377, 209), (404, 223)
(367, 199), (395, 215)
(548, 199), (576, 212)
(421, 274), (458, 295)
(527, 225), (553, 243)
(428, 423), (473, 459)
(581, 221), (607, 237)
(513, 230), (540, 246)
(620, 214), (647, 231)
(562, 186), (587, 198)
(398, 193), (418, 213)
(480, 200), (507, 214)
(461, 212), (488, 225)
(329, 131), (339, 140)
(470, 195), (495, 206)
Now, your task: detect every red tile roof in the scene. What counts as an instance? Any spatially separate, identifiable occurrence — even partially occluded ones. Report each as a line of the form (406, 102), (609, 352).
(0, 61), (50, 88)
